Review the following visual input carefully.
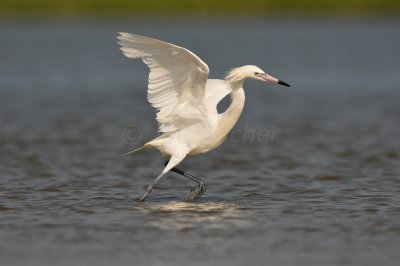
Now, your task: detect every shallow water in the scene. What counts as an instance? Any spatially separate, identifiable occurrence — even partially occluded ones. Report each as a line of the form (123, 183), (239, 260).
(1, 19), (400, 266)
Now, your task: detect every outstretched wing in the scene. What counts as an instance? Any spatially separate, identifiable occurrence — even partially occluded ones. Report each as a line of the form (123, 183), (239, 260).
(117, 32), (210, 133)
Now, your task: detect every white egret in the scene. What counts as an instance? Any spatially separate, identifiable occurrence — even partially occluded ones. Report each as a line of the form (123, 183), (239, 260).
(117, 33), (290, 201)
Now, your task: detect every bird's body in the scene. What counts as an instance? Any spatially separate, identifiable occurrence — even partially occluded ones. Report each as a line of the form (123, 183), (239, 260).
(117, 33), (290, 201)
(145, 78), (244, 157)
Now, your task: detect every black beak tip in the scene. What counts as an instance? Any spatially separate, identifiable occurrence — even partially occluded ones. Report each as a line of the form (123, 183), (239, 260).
(278, 80), (291, 87)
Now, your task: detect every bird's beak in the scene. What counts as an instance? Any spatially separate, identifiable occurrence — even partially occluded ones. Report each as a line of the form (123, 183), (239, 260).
(257, 73), (291, 87)
(277, 80), (291, 87)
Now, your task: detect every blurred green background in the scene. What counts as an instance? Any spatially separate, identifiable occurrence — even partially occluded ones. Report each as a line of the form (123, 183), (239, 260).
(1, 0), (399, 18)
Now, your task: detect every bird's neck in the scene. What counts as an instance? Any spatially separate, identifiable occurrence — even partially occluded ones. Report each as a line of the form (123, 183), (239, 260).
(219, 83), (245, 135)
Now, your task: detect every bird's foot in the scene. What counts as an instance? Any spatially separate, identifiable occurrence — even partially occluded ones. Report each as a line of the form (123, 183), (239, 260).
(184, 182), (206, 202)
(136, 185), (153, 202)
(136, 192), (148, 202)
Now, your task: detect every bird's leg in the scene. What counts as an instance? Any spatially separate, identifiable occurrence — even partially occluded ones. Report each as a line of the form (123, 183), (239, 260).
(137, 171), (165, 202)
(165, 161), (206, 201)
(175, 168), (206, 201)
(137, 153), (187, 202)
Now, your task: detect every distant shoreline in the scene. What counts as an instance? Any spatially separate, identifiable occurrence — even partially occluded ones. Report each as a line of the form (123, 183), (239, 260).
(1, 0), (399, 17)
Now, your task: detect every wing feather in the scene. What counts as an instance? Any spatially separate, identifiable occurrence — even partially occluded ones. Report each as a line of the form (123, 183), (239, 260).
(117, 33), (210, 133)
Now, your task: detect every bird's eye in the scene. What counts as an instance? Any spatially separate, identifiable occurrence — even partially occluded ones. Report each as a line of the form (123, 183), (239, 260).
(254, 72), (259, 75)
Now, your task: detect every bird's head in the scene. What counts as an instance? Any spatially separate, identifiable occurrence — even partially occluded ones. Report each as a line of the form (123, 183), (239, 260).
(225, 65), (290, 87)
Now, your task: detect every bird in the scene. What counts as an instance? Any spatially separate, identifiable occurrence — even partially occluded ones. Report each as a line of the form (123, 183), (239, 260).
(117, 32), (290, 202)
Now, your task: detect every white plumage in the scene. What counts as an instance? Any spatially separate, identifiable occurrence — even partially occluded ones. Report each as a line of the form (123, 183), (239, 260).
(118, 32), (210, 133)
(117, 32), (290, 201)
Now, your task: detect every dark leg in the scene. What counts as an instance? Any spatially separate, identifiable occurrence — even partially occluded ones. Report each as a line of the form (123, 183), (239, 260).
(137, 171), (165, 202)
(165, 161), (206, 201)
(136, 154), (186, 202)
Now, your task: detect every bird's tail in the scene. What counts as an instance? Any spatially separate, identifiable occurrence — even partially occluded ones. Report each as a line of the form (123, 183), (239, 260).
(120, 136), (165, 157)
(119, 146), (145, 157)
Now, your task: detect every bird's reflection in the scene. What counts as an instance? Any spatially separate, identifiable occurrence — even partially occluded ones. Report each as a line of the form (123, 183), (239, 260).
(136, 200), (254, 231)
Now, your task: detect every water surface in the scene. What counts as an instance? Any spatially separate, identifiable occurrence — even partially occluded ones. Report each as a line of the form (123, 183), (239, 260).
(1, 19), (400, 266)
